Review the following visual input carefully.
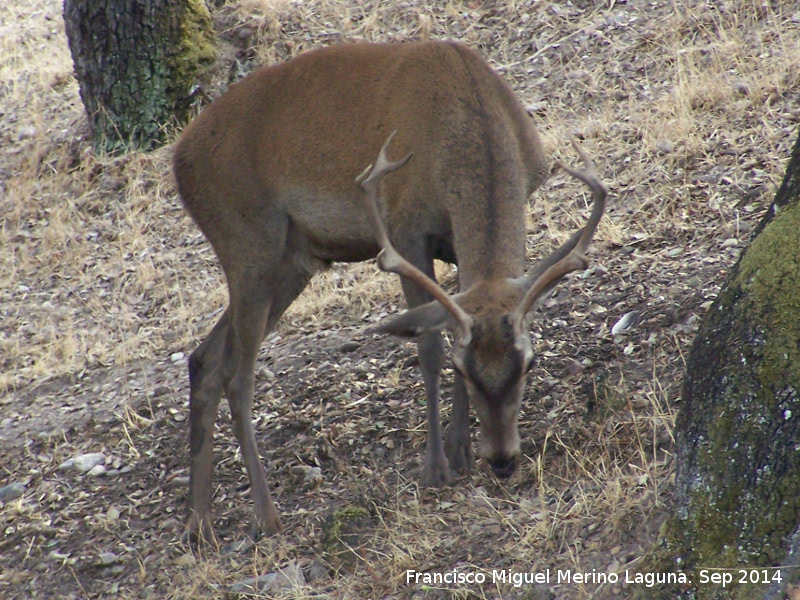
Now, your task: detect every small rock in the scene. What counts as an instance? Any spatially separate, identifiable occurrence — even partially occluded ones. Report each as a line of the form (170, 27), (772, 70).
(0, 482), (25, 502)
(611, 311), (639, 335)
(17, 126), (37, 141)
(666, 247), (683, 257)
(168, 476), (190, 489)
(174, 553), (195, 568)
(87, 464), (107, 477)
(597, 265), (610, 276)
(98, 552), (119, 566)
(305, 559), (328, 583)
(152, 385), (171, 397)
(291, 464), (323, 488)
(304, 466), (323, 488)
(60, 452), (106, 474)
(229, 575), (275, 595)
(656, 428), (673, 448)
(170, 352), (185, 363)
(656, 139), (675, 153)
(159, 518), (182, 532)
(566, 360), (584, 377)
(73, 453), (106, 473)
(338, 341), (360, 353)
(733, 81), (750, 96)
(229, 561), (305, 594)
(290, 464), (311, 478)
(221, 538), (256, 555)
(721, 238), (739, 249)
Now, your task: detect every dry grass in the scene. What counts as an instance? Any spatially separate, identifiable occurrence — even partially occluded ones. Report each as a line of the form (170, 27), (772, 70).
(1, 0), (799, 598)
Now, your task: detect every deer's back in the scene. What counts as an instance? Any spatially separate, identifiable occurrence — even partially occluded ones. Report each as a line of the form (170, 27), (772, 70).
(173, 40), (546, 268)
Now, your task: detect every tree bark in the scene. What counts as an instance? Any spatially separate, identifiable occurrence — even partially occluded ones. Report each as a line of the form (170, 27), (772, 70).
(63, 0), (215, 152)
(638, 127), (800, 600)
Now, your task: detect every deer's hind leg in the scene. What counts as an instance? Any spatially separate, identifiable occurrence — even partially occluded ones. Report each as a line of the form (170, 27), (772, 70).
(222, 224), (323, 539)
(221, 281), (282, 538)
(226, 266), (320, 538)
(185, 281), (281, 543)
(186, 214), (322, 542)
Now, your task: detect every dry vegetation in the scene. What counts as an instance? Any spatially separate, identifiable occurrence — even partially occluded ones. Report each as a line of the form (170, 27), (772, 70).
(1, 0), (799, 598)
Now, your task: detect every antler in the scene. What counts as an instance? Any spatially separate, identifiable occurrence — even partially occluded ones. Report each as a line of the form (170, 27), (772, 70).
(512, 136), (608, 328)
(357, 132), (474, 344)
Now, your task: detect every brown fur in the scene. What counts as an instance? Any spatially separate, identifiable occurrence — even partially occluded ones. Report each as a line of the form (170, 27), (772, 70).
(173, 40), (604, 544)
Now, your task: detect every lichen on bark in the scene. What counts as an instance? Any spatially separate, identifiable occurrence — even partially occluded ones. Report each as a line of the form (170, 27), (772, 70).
(170, 0), (216, 110)
(64, 0), (216, 152)
(636, 130), (800, 600)
(736, 200), (800, 391)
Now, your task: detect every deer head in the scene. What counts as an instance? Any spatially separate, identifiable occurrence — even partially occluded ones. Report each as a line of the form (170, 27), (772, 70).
(357, 132), (607, 477)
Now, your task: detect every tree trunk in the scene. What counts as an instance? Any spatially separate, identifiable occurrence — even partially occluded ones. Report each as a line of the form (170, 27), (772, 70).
(63, 0), (215, 152)
(638, 127), (800, 600)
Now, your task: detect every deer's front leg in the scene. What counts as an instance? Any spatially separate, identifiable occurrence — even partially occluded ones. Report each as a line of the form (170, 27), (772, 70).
(416, 329), (451, 487)
(444, 373), (473, 474)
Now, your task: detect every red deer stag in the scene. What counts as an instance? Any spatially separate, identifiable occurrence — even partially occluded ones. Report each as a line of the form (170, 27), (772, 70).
(173, 40), (607, 544)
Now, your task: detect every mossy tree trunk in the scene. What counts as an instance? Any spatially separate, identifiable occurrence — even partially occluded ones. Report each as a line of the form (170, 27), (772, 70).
(63, 0), (216, 152)
(640, 127), (800, 600)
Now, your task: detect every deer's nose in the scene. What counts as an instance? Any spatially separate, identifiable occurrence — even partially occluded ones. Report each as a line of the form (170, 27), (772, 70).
(489, 455), (517, 478)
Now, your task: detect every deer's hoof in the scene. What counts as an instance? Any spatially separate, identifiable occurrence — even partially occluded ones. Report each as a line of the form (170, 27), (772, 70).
(422, 456), (452, 488)
(183, 513), (218, 549)
(252, 513), (284, 539)
(444, 432), (474, 474)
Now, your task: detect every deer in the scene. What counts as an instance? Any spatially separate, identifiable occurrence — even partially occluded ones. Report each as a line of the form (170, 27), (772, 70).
(172, 39), (607, 544)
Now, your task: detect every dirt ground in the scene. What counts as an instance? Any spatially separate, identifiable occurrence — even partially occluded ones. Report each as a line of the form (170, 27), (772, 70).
(1, 0), (799, 598)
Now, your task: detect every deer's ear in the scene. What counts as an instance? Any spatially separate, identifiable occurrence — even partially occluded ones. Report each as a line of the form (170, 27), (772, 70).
(368, 301), (453, 338)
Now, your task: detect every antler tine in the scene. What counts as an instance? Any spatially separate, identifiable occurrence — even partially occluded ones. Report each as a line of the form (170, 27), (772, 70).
(355, 131), (413, 252)
(356, 131), (412, 189)
(357, 132), (474, 343)
(513, 136), (608, 322)
(555, 135), (607, 257)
